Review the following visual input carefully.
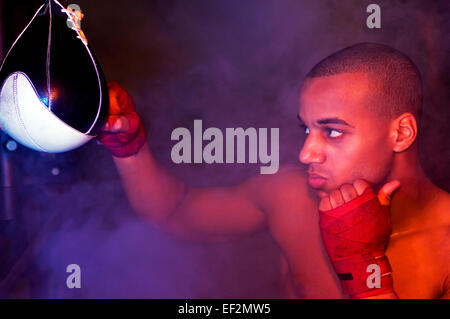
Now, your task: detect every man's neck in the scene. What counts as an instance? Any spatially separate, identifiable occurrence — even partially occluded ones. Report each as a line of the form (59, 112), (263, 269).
(384, 152), (436, 235)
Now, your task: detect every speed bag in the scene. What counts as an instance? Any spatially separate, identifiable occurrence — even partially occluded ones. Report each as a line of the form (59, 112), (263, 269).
(0, 0), (109, 153)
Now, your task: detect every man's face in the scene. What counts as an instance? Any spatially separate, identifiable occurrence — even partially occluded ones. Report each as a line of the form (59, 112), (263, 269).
(298, 72), (393, 194)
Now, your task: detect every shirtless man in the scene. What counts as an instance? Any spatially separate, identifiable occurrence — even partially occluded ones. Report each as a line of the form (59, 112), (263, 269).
(297, 43), (450, 298)
(99, 43), (449, 298)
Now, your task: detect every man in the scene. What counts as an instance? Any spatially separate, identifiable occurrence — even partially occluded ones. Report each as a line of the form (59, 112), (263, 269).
(99, 43), (449, 298)
(297, 43), (449, 298)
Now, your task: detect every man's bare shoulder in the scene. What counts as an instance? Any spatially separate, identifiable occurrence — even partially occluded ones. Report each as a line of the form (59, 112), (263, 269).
(422, 186), (450, 297)
(268, 164), (309, 184)
(427, 185), (450, 226)
(388, 185), (450, 298)
(246, 164), (310, 193)
(436, 199), (450, 298)
(409, 185), (450, 247)
(241, 164), (317, 211)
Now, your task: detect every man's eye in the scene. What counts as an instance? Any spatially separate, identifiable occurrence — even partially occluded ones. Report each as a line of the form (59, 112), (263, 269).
(327, 129), (343, 138)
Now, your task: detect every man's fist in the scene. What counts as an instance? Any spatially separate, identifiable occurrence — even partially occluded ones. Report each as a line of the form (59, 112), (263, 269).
(97, 82), (146, 158)
(317, 179), (400, 298)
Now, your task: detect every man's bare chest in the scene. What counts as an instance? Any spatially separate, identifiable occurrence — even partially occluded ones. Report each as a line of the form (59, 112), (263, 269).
(386, 231), (447, 298)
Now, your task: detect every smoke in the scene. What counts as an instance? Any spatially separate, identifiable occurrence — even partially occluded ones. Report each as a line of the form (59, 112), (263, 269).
(1, 0), (448, 298)
(35, 181), (214, 298)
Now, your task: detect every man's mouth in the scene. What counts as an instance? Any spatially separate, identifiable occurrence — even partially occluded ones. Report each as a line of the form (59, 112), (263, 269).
(307, 170), (327, 189)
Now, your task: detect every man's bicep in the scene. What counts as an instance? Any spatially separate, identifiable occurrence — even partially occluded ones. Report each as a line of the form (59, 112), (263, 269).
(163, 185), (267, 242)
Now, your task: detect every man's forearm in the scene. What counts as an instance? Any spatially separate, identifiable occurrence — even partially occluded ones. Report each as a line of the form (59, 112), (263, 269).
(112, 142), (187, 224)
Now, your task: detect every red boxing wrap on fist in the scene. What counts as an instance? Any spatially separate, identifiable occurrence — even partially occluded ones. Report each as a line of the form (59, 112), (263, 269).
(98, 82), (146, 158)
(319, 188), (394, 298)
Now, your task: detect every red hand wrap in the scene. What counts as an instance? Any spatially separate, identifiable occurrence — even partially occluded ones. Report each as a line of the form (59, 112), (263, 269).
(319, 188), (394, 298)
(98, 84), (146, 158)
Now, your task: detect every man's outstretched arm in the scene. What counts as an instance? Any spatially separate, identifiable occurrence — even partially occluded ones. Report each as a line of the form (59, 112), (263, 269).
(112, 142), (268, 242)
(99, 82), (267, 242)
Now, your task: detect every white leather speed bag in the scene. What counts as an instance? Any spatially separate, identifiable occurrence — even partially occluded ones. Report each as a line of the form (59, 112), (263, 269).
(0, 0), (108, 153)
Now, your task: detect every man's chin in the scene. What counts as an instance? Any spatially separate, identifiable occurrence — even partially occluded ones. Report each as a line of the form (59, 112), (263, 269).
(306, 180), (332, 198)
(310, 182), (338, 198)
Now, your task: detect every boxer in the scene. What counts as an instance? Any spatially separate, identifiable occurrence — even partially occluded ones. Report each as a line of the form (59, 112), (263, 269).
(298, 43), (450, 298)
(100, 43), (450, 298)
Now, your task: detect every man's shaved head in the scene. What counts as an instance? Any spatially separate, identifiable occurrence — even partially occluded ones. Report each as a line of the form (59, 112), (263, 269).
(304, 43), (423, 121)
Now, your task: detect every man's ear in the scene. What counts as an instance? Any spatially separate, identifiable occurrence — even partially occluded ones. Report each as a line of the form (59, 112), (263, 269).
(390, 113), (418, 153)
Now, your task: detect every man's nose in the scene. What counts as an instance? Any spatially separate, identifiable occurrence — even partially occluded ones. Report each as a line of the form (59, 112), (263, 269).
(299, 135), (325, 164)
